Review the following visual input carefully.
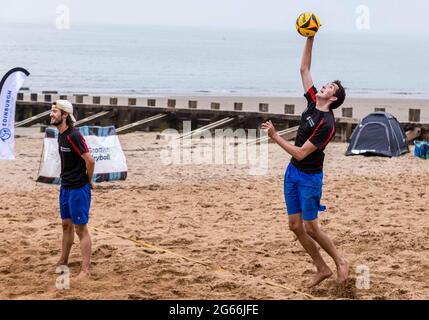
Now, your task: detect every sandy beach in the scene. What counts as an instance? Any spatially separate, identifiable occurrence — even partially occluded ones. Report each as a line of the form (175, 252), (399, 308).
(0, 119), (428, 300)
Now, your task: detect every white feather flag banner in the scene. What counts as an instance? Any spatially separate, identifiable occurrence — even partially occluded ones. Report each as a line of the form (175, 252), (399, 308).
(0, 67), (30, 160)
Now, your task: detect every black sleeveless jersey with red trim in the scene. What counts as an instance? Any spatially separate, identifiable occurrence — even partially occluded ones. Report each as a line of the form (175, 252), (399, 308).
(58, 127), (89, 189)
(291, 86), (336, 174)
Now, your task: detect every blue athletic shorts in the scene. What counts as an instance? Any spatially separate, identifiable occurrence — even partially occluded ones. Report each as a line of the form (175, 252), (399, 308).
(284, 163), (326, 221)
(60, 183), (91, 225)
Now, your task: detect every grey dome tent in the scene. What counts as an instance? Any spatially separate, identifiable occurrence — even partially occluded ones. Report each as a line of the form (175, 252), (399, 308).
(346, 112), (409, 157)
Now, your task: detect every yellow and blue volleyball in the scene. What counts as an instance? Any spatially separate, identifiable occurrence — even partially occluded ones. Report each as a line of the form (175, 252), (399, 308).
(296, 12), (321, 37)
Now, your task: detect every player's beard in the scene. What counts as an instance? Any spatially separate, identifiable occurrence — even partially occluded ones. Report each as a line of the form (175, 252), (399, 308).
(50, 117), (63, 126)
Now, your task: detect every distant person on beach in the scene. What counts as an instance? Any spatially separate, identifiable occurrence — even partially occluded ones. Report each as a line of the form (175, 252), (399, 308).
(262, 36), (349, 287)
(50, 100), (95, 280)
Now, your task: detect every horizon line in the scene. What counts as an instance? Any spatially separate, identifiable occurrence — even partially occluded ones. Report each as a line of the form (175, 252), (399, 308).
(1, 21), (428, 36)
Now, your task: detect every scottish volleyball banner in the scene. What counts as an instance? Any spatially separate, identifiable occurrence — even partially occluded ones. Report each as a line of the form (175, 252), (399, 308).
(0, 67), (30, 160)
(37, 126), (128, 184)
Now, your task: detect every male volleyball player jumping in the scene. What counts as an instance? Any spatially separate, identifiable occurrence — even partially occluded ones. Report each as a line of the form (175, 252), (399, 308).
(262, 37), (349, 287)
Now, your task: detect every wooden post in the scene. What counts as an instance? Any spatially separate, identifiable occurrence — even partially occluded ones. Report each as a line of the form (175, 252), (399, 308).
(234, 102), (243, 111)
(168, 99), (176, 108)
(76, 106), (86, 122)
(409, 109), (421, 122)
(16, 105), (24, 121)
(259, 103), (269, 112)
(211, 102), (220, 110)
(342, 107), (353, 118)
(338, 125), (345, 143)
(346, 123), (353, 141)
(189, 100), (197, 109)
(284, 104), (295, 114)
(110, 97), (118, 105)
(115, 108), (130, 128)
(24, 105), (33, 119)
(74, 95), (86, 104)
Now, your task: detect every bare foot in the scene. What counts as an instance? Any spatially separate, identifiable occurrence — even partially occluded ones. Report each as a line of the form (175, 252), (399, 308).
(75, 270), (91, 281)
(336, 260), (349, 284)
(308, 268), (333, 288)
(56, 260), (68, 267)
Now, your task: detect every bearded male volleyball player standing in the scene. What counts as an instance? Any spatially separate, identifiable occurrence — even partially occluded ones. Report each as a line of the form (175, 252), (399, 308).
(50, 100), (95, 279)
(262, 36), (349, 287)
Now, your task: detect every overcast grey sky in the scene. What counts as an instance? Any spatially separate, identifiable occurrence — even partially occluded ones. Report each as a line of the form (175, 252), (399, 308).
(1, 0), (428, 34)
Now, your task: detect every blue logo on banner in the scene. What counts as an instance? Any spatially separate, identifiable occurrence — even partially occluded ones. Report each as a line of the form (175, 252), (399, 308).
(0, 128), (11, 141)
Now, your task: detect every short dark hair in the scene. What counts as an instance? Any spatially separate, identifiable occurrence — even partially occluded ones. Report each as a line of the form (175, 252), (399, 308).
(330, 80), (346, 110)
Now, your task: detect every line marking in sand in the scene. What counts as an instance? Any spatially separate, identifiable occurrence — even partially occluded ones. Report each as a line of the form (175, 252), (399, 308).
(92, 227), (315, 299)
(263, 281), (315, 299)
(93, 227), (215, 269)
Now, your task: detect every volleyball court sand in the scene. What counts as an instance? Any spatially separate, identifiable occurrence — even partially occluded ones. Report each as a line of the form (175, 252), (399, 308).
(0, 127), (428, 299)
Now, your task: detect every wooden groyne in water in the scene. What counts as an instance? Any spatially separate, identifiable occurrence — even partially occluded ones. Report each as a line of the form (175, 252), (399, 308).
(15, 91), (429, 141)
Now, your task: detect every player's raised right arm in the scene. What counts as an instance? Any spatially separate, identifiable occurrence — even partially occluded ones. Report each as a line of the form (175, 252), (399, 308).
(300, 37), (314, 93)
